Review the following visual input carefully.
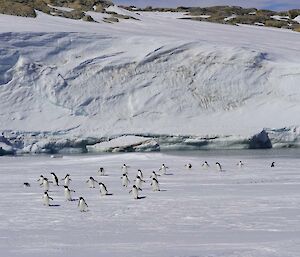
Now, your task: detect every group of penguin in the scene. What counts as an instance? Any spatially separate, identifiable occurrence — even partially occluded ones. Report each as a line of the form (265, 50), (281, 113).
(34, 163), (169, 212)
(30, 160), (277, 212)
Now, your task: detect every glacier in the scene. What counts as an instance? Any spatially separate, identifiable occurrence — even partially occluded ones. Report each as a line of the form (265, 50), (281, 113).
(0, 8), (300, 154)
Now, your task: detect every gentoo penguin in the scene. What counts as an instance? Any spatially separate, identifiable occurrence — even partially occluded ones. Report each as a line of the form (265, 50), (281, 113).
(216, 162), (222, 171)
(86, 177), (98, 188)
(150, 171), (160, 180)
(159, 164), (168, 175)
(271, 162), (275, 167)
(64, 186), (75, 201)
(121, 173), (130, 187)
(202, 161), (210, 169)
(99, 182), (108, 196)
(78, 197), (88, 212)
(129, 185), (142, 199)
(62, 174), (72, 187)
(151, 178), (160, 191)
(185, 163), (192, 169)
(98, 167), (105, 176)
(23, 182), (31, 187)
(135, 175), (145, 190)
(121, 164), (129, 175)
(42, 191), (53, 206)
(237, 161), (244, 168)
(137, 169), (144, 179)
(42, 177), (50, 191)
(51, 172), (59, 186)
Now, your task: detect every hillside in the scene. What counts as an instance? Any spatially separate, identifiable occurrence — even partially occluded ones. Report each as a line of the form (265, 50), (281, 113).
(0, 7), (300, 153)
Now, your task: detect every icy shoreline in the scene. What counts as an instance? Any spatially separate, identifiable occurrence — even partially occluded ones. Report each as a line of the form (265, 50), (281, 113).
(1, 126), (299, 155)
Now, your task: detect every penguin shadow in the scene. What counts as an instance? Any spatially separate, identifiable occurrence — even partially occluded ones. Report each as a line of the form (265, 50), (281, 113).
(159, 189), (167, 192)
(106, 193), (113, 196)
(70, 198), (79, 202)
(98, 174), (109, 177)
(164, 173), (174, 176)
(49, 204), (60, 207)
(137, 196), (146, 199)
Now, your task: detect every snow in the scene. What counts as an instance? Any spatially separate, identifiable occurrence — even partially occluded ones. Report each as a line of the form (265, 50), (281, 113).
(224, 14), (237, 21)
(294, 15), (300, 23)
(1, 150), (300, 256)
(271, 15), (290, 21)
(47, 4), (74, 12)
(0, 8), (300, 149)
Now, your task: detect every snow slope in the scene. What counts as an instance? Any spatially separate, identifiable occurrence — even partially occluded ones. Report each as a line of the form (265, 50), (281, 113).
(0, 9), (300, 150)
(1, 151), (300, 256)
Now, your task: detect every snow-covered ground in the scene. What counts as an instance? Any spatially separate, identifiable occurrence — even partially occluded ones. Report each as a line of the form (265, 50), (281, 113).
(0, 8), (300, 151)
(1, 150), (300, 256)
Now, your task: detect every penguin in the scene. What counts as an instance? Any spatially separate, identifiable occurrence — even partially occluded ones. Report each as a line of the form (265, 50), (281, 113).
(78, 197), (88, 212)
(62, 174), (72, 187)
(202, 161), (210, 169)
(98, 167), (105, 176)
(23, 182), (31, 187)
(42, 191), (53, 206)
(51, 172), (59, 186)
(271, 162), (275, 168)
(64, 186), (75, 201)
(159, 164), (168, 175)
(150, 171), (160, 180)
(42, 177), (50, 191)
(37, 175), (44, 186)
(216, 162), (222, 171)
(121, 173), (130, 187)
(99, 182), (108, 196)
(135, 175), (145, 190)
(137, 169), (144, 179)
(121, 164), (129, 175)
(129, 185), (142, 199)
(237, 161), (244, 168)
(185, 163), (192, 169)
(151, 178), (160, 191)
(86, 177), (98, 188)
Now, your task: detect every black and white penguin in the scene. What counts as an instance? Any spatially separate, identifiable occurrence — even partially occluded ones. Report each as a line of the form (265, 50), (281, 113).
(78, 197), (88, 212)
(135, 175), (145, 189)
(86, 177), (98, 188)
(237, 161), (244, 168)
(159, 164), (168, 175)
(121, 173), (130, 187)
(98, 167), (105, 176)
(185, 163), (192, 169)
(99, 182), (108, 196)
(64, 186), (75, 201)
(137, 169), (144, 179)
(202, 161), (210, 169)
(62, 174), (72, 187)
(150, 171), (160, 180)
(271, 162), (275, 167)
(50, 172), (59, 186)
(23, 182), (31, 187)
(42, 177), (50, 191)
(129, 185), (142, 199)
(121, 164), (129, 175)
(216, 162), (222, 171)
(42, 191), (53, 206)
(37, 175), (44, 186)
(151, 178), (160, 191)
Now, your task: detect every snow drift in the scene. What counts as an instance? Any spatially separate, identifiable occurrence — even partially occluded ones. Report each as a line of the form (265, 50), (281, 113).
(0, 9), (300, 153)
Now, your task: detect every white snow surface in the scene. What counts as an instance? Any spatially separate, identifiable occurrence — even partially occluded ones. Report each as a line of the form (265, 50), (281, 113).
(0, 9), (300, 142)
(1, 151), (300, 256)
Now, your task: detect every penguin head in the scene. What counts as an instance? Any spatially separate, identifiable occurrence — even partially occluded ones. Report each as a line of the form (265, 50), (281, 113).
(44, 191), (48, 195)
(44, 178), (48, 181)
(122, 173), (126, 176)
(89, 176), (93, 180)
(138, 169), (141, 172)
(136, 175), (141, 179)
(79, 197), (83, 200)
(133, 185), (137, 188)
(50, 172), (55, 175)
(99, 182), (103, 186)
